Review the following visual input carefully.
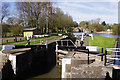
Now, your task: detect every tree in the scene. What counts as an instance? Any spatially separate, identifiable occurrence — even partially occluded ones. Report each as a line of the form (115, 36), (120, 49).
(101, 21), (106, 26)
(52, 7), (74, 33)
(11, 24), (23, 35)
(73, 21), (78, 27)
(90, 23), (103, 32)
(2, 24), (10, 37)
(16, 2), (55, 33)
(89, 18), (101, 24)
(79, 21), (90, 29)
(1, 2), (10, 24)
(15, 2), (74, 34)
(6, 17), (24, 36)
(112, 24), (120, 35)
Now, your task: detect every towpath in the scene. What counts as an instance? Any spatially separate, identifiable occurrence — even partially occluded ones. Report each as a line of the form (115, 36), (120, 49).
(3, 36), (57, 45)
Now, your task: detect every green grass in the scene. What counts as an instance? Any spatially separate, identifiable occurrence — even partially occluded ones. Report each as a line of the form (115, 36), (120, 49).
(2, 39), (26, 45)
(2, 37), (46, 45)
(15, 36), (60, 45)
(31, 37), (44, 40)
(89, 35), (116, 54)
(50, 33), (65, 36)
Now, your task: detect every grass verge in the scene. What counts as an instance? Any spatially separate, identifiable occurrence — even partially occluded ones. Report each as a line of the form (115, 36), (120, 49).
(2, 37), (45, 45)
(89, 35), (116, 54)
(15, 36), (60, 45)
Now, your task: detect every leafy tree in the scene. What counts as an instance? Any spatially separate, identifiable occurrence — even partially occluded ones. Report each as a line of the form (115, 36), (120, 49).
(112, 24), (120, 35)
(2, 24), (10, 37)
(89, 23), (104, 32)
(73, 21), (78, 27)
(11, 24), (23, 35)
(101, 21), (106, 26)
(79, 21), (90, 29)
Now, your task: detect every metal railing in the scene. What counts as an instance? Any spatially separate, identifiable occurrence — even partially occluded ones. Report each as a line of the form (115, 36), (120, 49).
(104, 48), (120, 66)
(56, 39), (77, 48)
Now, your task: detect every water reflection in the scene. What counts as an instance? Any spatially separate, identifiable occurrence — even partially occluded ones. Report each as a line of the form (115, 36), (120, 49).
(73, 32), (119, 38)
(28, 65), (61, 79)
(92, 33), (119, 38)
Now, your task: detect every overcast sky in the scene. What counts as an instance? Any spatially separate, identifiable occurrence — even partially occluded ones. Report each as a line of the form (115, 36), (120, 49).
(3, 0), (119, 25)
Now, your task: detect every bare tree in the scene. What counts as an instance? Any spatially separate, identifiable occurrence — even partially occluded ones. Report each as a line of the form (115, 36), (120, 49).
(15, 2), (74, 34)
(1, 2), (10, 24)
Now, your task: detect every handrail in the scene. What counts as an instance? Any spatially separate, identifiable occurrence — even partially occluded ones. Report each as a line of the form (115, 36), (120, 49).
(106, 48), (120, 51)
(107, 55), (120, 57)
(56, 39), (77, 48)
(89, 53), (104, 57)
(104, 48), (120, 66)
(107, 57), (120, 60)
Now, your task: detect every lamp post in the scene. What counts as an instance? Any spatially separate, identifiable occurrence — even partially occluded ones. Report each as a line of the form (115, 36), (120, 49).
(14, 34), (17, 42)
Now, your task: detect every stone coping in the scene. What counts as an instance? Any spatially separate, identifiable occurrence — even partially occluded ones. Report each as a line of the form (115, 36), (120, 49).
(2, 48), (31, 54)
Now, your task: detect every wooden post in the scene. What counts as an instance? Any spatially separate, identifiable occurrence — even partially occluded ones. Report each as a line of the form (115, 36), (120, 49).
(88, 49), (89, 64)
(61, 40), (63, 46)
(104, 50), (107, 66)
(101, 47), (103, 61)
(114, 59), (115, 65)
(101, 55), (103, 61)
(56, 41), (59, 65)
(2, 40), (3, 44)
(67, 40), (68, 46)
(15, 35), (17, 42)
(45, 41), (48, 49)
(6, 40), (8, 43)
(101, 47), (103, 53)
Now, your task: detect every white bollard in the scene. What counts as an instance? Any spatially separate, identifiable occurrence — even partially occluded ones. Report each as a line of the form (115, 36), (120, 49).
(89, 34), (93, 40)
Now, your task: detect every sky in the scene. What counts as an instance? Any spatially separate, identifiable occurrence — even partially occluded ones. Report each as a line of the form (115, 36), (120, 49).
(56, 2), (118, 25)
(2, 0), (119, 25)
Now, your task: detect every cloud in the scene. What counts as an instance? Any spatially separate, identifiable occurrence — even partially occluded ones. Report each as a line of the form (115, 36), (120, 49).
(57, 2), (118, 24)
(2, 0), (119, 2)
(55, 0), (119, 2)
(59, 2), (117, 14)
(70, 12), (117, 24)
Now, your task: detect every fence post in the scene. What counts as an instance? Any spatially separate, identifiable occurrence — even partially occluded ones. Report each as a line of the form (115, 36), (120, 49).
(67, 40), (68, 46)
(56, 41), (59, 65)
(104, 50), (107, 66)
(6, 40), (8, 43)
(101, 55), (103, 61)
(102, 47), (103, 53)
(88, 49), (89, 64)
(114, 59), (115, 65)
(46, 41), (48, 49)
(2, 40), (3, 43)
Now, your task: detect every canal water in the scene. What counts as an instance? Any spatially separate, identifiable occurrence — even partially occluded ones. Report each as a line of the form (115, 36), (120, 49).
(92, 33), (119, 38)
(28, 65), (62, 79)
(73, 32), (119, 38)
